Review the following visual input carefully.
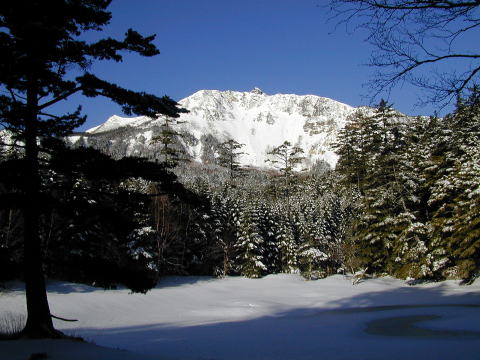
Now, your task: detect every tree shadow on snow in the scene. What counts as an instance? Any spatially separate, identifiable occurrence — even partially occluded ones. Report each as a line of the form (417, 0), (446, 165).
(72, 284), (480, 360)
(154, 276), (219, 289)
(45, 281), (110, 294)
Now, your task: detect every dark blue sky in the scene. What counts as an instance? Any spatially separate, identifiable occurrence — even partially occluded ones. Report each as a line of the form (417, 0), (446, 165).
(55, 0), (450, 131)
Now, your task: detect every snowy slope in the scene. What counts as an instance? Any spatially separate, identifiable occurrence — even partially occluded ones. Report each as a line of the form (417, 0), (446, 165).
(86, 115), (149, 134)
(2, 275), (480, 360)
(81, 88), (357, 168)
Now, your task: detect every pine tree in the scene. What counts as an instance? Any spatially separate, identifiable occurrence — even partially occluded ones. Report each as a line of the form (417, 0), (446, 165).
(151, 116), (187, 168)
(31, 141), (200, 287)
(265, 141), (304, 212)
(0, 0), (186, 338)
(216, 138), (246, 181)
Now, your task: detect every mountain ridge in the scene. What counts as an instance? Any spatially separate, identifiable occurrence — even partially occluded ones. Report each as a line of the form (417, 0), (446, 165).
(72, 88), (361, 168)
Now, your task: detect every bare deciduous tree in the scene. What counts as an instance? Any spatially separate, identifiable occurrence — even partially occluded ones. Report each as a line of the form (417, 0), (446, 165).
(330, 0), (480, 106)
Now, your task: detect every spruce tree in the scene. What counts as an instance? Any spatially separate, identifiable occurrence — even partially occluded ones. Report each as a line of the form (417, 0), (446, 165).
(209, 191), (241, 276)
(386, 115), (432, 279)
(254, 201), (279, 273)
(428, 90), (480, 280)
(235, 204), (267, 278)
(335, 101), (408, 274)
(271, 204), (297, 273)
(334, 108), (380, 193)
(334, 93), (480, 280)
(297, 243), (328, 280)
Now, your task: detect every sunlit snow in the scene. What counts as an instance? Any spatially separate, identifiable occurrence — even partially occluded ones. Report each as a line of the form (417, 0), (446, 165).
(2, 274), (480, 360)
(86, 89), (358, 168)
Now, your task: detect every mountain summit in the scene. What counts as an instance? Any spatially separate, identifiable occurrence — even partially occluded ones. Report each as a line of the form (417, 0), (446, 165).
(78, 89), (358, 168)
(251, 87), (266, 95)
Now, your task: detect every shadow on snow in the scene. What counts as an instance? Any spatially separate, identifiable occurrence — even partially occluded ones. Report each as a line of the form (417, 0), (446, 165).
(68, 284), (480, 360)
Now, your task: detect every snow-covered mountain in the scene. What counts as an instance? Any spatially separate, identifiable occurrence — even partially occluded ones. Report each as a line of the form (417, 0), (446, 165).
(72, 88), (359, 168)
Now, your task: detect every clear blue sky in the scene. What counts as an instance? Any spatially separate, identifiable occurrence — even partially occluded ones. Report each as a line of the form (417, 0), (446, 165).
(55, 0), (449, 131)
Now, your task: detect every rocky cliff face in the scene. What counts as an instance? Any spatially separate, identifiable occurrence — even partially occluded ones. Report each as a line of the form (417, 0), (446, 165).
(71, 88), (360, 168)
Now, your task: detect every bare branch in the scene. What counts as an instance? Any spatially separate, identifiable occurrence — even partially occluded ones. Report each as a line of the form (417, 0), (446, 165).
(365, 1), (480, 10)
(330, 0), (480, 105)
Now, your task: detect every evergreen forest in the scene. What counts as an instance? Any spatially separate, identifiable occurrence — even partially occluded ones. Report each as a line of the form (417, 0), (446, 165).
(2, 91), (479, 288)
(2, 0), (479, 341)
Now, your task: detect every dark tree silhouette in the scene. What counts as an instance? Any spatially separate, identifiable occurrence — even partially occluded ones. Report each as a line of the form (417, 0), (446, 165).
(217, 139), (246, 180)
(329, 0), (480, 106)
(265, 141), (304, 212)
(0, 0), (186, 338)
(151, 116), (187, 168)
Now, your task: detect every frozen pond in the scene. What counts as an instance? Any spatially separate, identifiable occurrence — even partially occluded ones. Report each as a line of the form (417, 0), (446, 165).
(351, 304), (480, 338)
(2, 275), (480, 360)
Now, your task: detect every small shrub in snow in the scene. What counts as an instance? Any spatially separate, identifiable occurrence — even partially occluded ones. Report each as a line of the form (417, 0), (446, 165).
(0, 311), (26, 339)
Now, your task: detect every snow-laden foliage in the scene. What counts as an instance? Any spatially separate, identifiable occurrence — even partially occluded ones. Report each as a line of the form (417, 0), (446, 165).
(334, 92), (480, 281)
(4, 90), (478, 286)
(175, 166), (355, 279)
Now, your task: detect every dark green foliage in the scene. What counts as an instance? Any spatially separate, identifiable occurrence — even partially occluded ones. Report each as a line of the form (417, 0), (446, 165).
(334, 90), (480, 281)
(235, 204), (267, 278)
(208, 191), (242, 276)
(265, 141), (305, 213)
(1, 139), (204, 291)
(253, 202), (279, 273)
(265, 141), (304, 177)
(427, 90), (480, 280)
(151, 116), (189, 168)
(0, 243), (21, 282)
(334, 108), (375, 191)
(216, 139), (246, 181)
(336, 101), (406, 273)
(0, 0), (187, 337)
(174, 165), (353, 279)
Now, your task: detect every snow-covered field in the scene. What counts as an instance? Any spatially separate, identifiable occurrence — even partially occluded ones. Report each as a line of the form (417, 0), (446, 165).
(2, 274), (480, 360)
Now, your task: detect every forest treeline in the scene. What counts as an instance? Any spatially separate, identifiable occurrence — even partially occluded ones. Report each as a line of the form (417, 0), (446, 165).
(1, 90), (479, 290)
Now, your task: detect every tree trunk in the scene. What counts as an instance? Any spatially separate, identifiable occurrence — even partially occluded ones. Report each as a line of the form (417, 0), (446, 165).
(21, 76), (60, 338)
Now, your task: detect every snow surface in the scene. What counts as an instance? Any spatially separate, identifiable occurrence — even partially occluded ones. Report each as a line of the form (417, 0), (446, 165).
(85, 115), (149, 134)
(85, 89), (358, 168)
(2, 274), (480, 360)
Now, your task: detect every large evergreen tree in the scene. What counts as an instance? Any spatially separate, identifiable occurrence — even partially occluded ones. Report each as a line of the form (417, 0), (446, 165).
(333, 89), (480, 281)
(265, 141), (304, 212)
(428, 90), (480, 280)
(151, 116), (187, 168)
(216, 138), (246, 181)
(0, 0), (185, 338)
